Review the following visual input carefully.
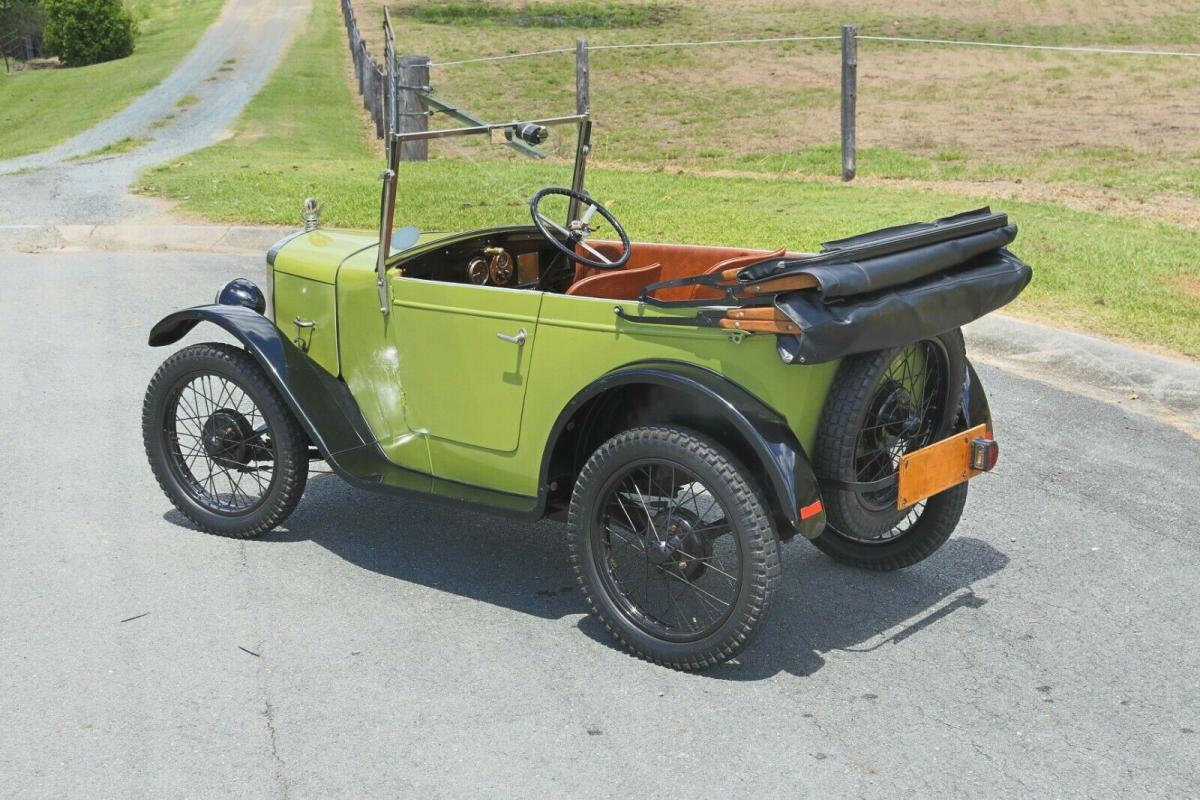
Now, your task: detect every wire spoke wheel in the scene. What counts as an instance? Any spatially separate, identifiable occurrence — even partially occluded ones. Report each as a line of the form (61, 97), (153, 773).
(143, 343), (309, 538)
(164, 372), (276, 514)
(812, 330), (969, 570)
(594, 459), (742, 643)
(567, 427), (780, 671)
(845, 338), (950, 540)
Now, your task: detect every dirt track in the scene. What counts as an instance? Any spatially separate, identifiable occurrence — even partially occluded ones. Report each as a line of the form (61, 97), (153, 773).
(0, 0), (311, 225)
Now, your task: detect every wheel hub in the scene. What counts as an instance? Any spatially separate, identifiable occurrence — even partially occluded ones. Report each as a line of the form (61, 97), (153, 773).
(648, 508), (712, 580)
(201, 409), (255, 468)
(874, 384), (922, 448)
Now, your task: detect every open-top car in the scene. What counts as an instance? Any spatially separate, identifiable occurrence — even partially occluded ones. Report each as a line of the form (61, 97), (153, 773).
(143, 111), (1031, 670)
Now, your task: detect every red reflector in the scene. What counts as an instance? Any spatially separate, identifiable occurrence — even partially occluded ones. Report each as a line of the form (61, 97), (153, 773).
(970, 438), (1000, 472)
(800, 499), (824, 520)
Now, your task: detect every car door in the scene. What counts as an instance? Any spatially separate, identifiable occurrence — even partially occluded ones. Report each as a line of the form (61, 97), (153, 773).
(389, 276), (542, 453)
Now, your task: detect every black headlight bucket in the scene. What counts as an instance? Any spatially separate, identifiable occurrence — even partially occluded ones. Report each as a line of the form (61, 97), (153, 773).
(215, 278), (266, 315)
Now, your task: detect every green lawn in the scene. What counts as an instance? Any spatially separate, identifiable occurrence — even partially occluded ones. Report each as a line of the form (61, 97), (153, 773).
(139, 0), (1200, 359)
(0, 0), (225, 161)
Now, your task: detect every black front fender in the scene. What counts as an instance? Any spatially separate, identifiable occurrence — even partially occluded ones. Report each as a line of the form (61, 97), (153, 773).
(149, 305), (375, 459)
(542, 362), (826, 539)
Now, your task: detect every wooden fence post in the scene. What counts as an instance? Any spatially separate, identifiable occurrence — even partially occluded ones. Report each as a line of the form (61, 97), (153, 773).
(374, 65), (386, 138)
(357, 40), (368, 96)
(576, 38), (589, 115)
(840, 24), (858, 182)
(396, 55), (431, 161)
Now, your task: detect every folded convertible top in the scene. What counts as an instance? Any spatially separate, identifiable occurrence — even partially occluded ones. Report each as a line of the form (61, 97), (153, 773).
(632, 207), (1033, 364)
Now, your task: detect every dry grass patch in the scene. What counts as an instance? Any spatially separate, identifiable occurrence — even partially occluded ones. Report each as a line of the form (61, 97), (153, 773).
(345, 0), (1200, 221)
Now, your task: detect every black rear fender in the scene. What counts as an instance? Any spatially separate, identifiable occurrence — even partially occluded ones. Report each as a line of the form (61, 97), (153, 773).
(541, 362), (825, 539)
(961, 359), (992, 433)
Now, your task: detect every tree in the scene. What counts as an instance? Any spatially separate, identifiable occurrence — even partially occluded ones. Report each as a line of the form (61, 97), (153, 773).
(43, 0), (136, 66)
(0, 0), (47, 60)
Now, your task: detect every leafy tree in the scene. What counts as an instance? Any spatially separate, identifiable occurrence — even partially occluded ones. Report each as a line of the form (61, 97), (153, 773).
(0, 0), (47, 58)
(43, 0), (136, 66)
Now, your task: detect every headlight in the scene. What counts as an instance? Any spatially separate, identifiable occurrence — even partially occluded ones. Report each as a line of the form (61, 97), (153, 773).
(215, 278), (266, 314)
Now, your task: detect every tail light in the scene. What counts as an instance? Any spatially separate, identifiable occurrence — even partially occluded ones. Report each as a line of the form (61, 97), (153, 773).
(970, 437), (1000, 472)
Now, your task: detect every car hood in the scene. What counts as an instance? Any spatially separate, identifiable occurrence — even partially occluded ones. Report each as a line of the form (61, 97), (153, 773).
(269, 228), (380, 284)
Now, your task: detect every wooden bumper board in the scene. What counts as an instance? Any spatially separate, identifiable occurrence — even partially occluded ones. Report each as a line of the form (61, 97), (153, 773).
(896, 424), (991, 510)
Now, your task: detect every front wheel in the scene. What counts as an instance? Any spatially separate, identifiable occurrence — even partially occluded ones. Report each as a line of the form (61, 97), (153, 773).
(142, 343), (309, 538)
(567, 427), (781, 671)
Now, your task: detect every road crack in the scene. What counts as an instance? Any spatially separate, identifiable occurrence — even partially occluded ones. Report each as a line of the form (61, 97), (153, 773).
(262, 697), (291, 800)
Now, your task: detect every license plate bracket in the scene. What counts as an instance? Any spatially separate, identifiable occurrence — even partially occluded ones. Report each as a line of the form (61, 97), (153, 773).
(896, 423), (992, 510)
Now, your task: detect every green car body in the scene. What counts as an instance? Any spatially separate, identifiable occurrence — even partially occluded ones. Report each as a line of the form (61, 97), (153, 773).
(264, 224), (841, 535)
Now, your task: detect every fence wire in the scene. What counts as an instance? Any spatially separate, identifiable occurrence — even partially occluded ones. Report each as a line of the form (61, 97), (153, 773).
(857, 35), (1200, 59)
(425, 32), (1199, 69)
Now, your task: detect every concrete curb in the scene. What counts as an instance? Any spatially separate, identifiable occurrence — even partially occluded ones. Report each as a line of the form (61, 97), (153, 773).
(965, 315), (1200, 437)
(0, 224), (291, 255)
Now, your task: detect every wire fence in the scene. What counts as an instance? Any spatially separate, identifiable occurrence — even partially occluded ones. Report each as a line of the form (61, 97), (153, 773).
(340, 0), (390, 138)
(338, 6), (1200, 177)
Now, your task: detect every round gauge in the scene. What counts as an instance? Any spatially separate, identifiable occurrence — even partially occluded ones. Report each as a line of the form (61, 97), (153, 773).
(489, 250), (514, 284)
(467, 257), (490, 285)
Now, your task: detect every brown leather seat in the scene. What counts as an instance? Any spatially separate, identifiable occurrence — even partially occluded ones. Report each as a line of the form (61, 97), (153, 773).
(565, 262), (662, 299)
(567, 241), (795, 302)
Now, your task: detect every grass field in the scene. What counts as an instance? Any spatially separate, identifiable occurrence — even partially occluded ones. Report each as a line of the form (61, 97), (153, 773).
(0, 0), (225, 161)
(139, 0), (1200, 358)
(349, 0), (1200, 225)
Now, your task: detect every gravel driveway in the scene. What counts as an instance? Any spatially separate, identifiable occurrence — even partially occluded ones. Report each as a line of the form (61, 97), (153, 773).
(0, 0), (310, 225)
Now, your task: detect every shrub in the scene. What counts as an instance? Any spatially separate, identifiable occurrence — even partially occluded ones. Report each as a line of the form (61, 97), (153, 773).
(43, 0), (136, 66)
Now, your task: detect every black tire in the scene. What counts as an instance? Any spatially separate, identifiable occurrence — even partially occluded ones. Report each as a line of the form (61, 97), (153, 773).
(142, 343), (309, 538)
(811, 330), (968, 571)
(566, 426), (781, 671)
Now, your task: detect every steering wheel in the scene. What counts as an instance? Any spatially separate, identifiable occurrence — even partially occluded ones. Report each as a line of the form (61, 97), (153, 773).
(530, 187), (631, 270)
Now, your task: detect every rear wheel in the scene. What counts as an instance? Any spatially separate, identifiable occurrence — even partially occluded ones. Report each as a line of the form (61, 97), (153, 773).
(142, 343), (309, 538)
(811, 330), (968, 571)
(567, 426), (780, 671)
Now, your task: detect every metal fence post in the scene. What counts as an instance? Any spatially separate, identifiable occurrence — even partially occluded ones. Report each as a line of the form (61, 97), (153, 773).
(396, 55), (431, 161)
(840, 24), (858, 182)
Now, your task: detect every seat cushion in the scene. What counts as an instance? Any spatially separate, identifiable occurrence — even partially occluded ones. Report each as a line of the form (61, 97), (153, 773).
(565, 262), (662, 299)
(569, 241), (799, 302)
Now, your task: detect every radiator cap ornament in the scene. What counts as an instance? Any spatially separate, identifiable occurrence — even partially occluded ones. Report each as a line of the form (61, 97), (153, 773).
(302, 197), (322, 231)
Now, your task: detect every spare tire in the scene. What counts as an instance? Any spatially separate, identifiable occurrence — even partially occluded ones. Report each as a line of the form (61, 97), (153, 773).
(810, 329), (968, 571)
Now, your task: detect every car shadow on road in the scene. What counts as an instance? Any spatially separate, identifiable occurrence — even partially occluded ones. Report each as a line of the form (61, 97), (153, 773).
(165, 475), (1009, 680)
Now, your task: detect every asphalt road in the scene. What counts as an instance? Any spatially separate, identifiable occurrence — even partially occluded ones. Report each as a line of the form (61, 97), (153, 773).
(1, 251), (1197, 799)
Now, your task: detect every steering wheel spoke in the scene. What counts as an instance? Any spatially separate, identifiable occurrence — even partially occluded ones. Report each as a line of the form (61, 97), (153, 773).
(576, 238), (613, 265)
(530, 187), (631, 271)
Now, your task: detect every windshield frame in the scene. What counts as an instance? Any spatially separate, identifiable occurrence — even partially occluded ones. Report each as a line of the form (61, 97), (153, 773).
(374, 112), (592, 314)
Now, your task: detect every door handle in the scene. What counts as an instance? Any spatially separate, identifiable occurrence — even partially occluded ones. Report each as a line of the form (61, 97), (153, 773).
(496, 328), (527, 345)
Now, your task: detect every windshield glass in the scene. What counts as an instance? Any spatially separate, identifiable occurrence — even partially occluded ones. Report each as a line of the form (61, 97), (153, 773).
(383, 114), (590, 237)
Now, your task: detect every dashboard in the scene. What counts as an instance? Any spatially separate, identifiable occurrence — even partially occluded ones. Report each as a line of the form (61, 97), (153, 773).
(396, 229), (572, 292)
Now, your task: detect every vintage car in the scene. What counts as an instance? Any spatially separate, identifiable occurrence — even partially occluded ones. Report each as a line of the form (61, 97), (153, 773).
(143, 111), (1031, 670)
